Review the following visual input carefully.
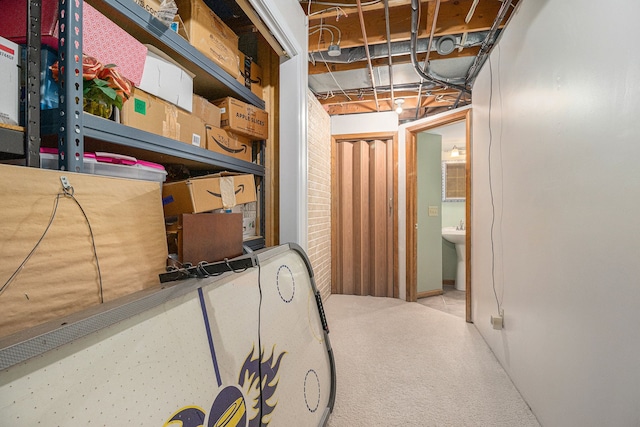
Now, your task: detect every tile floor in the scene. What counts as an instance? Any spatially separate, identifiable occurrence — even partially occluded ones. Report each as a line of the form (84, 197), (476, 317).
(416, 284), (466, 319)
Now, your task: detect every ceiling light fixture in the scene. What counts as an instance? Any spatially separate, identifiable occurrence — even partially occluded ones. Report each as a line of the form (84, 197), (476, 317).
(327, 44), (341, 57)
(394, 98), (405, 114)
(436, 35), (457, 56)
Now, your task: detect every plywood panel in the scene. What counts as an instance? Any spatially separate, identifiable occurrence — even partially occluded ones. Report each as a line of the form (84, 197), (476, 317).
(0, 165), (167, 338)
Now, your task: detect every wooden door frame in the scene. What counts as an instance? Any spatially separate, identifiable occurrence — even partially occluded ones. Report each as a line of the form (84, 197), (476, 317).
(405, 109), (473, 322)
(331, 132), (399, 297)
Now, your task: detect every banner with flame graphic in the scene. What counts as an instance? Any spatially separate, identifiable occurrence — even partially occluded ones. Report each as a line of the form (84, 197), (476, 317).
(0, 244), (335, 427)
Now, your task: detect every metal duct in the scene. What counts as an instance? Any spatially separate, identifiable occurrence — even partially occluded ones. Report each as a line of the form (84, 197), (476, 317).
(309, 32), (488, 64)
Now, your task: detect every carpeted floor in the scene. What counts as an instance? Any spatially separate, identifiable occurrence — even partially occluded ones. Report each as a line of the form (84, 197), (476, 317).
(323, 295), (539, 427)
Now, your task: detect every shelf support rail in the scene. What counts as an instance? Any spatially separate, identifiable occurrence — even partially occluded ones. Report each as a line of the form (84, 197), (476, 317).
(26, 0), (43, 167)
(58, 0), (84, 172)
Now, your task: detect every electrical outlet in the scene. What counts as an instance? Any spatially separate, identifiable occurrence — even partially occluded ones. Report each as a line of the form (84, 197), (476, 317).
(491, 314), (504, 330)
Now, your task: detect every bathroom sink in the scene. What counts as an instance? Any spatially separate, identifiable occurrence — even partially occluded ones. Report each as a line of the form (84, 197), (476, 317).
(442, 227), (466, 290)
(442, 227), (465, 245)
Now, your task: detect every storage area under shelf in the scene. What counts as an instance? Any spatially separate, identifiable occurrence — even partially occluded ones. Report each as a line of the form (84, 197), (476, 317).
(0, 125), (25, 160)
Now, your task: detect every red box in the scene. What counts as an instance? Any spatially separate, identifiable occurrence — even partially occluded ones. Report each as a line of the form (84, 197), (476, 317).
(0, 0), (147, 86)
(0, 0), (59, 49)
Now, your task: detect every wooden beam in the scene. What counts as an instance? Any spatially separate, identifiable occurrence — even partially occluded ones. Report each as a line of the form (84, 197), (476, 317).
(305, 0), (464, 21)
(318, 88), (464, 106)
(324, 92), (460, 115)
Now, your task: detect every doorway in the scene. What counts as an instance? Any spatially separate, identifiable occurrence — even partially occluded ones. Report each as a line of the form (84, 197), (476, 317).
(405, 109), (473, 322)
(331, 132), (398, 297)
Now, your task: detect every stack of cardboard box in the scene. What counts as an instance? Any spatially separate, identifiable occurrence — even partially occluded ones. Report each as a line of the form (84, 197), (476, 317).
(163, 173), (258, 265)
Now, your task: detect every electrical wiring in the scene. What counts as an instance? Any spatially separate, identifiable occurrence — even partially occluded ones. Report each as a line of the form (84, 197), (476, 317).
(302, 0), (381, 8)
(0, 185), (104, 303)
(256, 261), (264, 426)
(317, 51), (353, 101)
(488, 55), (502, 316)
(309, 6), (349, 19)
(497, 45), (506, 310)
(314, 21), (352, 101)
(309, 24), (342, 46)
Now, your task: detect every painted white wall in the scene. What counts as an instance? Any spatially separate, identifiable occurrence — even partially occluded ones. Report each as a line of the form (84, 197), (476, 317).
(255, 0), (309, 249)
(472, 1), (640, 425)
(331, 111), (398, 135)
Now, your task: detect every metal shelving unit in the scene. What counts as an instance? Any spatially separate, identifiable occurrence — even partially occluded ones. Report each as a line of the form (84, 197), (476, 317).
(48, 0), (267, 246)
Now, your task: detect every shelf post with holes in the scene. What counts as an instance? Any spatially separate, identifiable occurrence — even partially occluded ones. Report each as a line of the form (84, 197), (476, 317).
(25, 0), (42, 167)
(57, 0), (84, 172)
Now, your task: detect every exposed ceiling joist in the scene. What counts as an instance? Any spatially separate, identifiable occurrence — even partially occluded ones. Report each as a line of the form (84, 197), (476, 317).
(307, 0), (503, 53)
(302, 0), (520, 118)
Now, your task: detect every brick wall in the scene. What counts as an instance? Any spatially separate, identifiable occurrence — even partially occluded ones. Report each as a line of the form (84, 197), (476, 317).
(307, 90), (332, 300)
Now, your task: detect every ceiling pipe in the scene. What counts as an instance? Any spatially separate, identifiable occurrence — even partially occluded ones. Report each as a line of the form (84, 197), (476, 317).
(410, 0), (469, 94)
(414, 80), (424, 120)
(465, 0), (513, 85)
(383, 0), (395, 107)
(421, 0), (440, 74)
(308, 32), (488, 64)
(356, 0), (380, 111)
(454, 0), (513, 108)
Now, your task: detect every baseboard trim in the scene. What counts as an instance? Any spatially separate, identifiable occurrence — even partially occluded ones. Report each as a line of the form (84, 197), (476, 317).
(443, 280), (455, 286)
(417, 289), (443, 299)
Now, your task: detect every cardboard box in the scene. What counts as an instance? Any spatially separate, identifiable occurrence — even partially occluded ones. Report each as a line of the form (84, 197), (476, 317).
(168, 213), (243, 264)
(121, 88), (206, 147)
(162, 173), (256, 217)
(216, 201), (257, 238)
(139, 45), (194, 112)
(205, 125), (252, 163)
(0, 1), (147, 86)
(215, 97), (268, 141)
(133, 0), (163, 19)
(237, 52), (263, 100)
(192, 95), (221, 127)
(0, 0), (59, 49)
(176, 108), (206, 147)
(0, 36), (19, 125)
(175, 0), (239, 77)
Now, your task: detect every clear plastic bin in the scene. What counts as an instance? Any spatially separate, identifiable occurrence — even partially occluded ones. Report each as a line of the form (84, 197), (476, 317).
(40, 149), (167, 183)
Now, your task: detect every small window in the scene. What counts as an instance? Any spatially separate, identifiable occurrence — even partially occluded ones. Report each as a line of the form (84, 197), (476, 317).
(442, 161), (466, 201)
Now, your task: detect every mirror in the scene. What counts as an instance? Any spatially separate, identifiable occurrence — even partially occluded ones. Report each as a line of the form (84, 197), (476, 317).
(442, 160), (466, 201)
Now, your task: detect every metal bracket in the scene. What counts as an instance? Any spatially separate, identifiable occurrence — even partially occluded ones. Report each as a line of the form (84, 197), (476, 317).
(60, 175), (71, 190)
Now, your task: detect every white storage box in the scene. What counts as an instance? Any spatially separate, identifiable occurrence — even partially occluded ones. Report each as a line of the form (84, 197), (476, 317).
(40, 149), (167, 183)
(0, 36), (20, 125)
(138, 45), (194, 112)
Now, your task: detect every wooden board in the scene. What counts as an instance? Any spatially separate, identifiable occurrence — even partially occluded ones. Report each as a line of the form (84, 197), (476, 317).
(0, 164), (168, 338)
